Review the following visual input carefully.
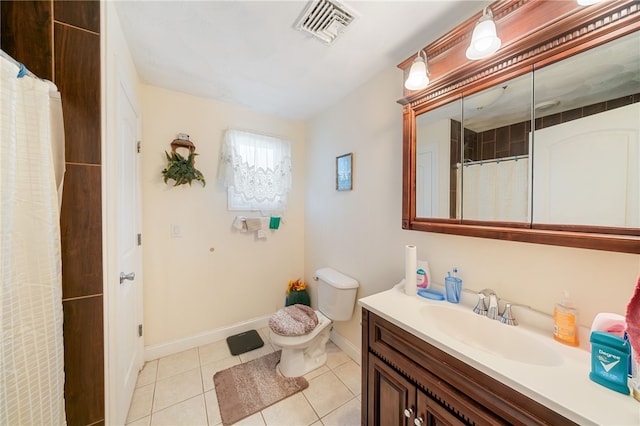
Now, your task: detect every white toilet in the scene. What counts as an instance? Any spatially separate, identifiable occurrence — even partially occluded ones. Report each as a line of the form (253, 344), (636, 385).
(270, 267), (359, 377)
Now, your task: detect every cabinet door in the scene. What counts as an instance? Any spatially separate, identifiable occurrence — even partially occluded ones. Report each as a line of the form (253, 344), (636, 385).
(416, 388), (508, 426)
(416, 390), (465, 426)
(368, 354), (417, 426)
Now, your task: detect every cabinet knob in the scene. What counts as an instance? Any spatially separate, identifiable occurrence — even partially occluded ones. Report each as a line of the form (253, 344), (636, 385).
(403, 408), (413, 418)
(414, 417), (424, 426)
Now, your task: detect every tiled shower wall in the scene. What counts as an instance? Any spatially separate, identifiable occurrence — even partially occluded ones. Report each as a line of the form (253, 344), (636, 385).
(461, 93), (640, 163)
(1, 1), (104, 425)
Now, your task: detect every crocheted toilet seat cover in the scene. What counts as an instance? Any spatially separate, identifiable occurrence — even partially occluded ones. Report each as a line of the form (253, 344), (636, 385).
(269, 304), (319, 336)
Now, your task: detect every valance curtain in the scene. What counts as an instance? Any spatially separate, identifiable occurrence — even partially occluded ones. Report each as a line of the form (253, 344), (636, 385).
(218, 129), (291, 210)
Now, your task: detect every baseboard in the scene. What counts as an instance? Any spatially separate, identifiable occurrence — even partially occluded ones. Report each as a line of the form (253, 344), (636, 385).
(329, 328), (361, 365)
(144, 315), (271, 361)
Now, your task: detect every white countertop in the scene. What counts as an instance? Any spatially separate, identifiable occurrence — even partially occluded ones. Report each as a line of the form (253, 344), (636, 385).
(359, 285), (640, 426)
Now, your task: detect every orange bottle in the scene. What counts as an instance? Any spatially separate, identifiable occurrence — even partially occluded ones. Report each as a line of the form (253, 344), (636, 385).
(553, 291), (579, 346)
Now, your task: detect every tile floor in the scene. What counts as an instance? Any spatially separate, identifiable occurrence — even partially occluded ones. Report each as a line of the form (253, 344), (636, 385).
(126, 327), (361, 426)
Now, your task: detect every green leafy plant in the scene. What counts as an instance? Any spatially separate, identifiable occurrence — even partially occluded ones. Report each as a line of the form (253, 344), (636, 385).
(161, 150), (206, 187)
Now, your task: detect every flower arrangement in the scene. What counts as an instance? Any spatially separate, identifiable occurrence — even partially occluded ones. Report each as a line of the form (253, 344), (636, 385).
(285, 278), (310, 306)
(287, 279), (307, 293)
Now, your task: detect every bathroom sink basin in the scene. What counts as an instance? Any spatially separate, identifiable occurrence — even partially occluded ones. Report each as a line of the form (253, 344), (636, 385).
(420, 305), (563, 367)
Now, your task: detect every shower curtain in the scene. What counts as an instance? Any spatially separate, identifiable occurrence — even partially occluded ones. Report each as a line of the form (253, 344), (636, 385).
(462, 158), (529, 222)
(0, 55), (66, 424)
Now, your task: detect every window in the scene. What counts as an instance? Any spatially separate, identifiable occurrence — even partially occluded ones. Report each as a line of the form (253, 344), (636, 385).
(218, 129), (291, 211)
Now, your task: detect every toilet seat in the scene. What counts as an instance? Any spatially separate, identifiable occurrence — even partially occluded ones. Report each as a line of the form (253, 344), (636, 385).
(270, 311), (330, 347)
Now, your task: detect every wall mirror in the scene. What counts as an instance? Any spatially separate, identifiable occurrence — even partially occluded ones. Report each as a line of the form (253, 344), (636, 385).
(401, 0), (640, 253)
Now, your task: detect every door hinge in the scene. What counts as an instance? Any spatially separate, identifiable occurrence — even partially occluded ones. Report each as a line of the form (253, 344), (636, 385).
(137, 233), (142, 246)
(136, 140), (141, 153)
(138, 324), (143, 337)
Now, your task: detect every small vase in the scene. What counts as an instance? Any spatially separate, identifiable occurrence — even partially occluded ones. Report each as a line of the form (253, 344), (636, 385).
(286, 289), (310, 307)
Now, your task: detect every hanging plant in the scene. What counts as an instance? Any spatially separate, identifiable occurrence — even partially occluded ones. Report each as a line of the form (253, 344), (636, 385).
(161, 135), (206, 187)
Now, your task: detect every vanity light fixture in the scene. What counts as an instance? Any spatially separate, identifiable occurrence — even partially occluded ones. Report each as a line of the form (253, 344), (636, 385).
(465, 7), (502, 60)
(404, 50), (430, 91)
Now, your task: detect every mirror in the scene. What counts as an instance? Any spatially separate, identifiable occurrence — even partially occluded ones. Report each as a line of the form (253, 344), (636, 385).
(401, 0), (640, 253)
(532, 32), (639, 229)
(415, 98), (461, 219)
(460, 72), (532, 223)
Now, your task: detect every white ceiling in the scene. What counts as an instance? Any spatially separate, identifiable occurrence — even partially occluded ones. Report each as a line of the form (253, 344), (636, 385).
(115, 0), (485, 120)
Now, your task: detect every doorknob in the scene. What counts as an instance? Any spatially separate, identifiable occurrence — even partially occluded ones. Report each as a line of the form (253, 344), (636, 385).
(120, 272), (135, 284)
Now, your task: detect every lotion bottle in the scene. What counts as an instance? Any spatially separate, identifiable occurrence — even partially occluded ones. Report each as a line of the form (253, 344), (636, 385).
(553, 291), (579, 346)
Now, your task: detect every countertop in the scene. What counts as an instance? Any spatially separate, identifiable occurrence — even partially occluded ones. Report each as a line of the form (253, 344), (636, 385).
(359, 285), (640, 426)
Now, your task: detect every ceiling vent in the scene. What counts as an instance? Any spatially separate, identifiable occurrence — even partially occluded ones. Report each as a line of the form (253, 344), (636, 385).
(294, 0), (357, 44)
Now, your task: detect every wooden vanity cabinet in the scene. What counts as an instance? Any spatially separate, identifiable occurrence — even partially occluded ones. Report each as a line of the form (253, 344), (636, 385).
(362, 308), (577, 426)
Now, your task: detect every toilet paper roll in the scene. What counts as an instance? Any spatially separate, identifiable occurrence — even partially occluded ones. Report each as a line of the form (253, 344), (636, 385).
(405, 245), (417, 296)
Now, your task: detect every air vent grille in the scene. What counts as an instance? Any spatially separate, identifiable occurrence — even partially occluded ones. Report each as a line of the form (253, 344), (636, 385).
(295, 0), (356, 44)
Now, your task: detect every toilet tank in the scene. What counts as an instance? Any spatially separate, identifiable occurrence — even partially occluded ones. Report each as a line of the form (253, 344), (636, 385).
(315, 267), (359, 321)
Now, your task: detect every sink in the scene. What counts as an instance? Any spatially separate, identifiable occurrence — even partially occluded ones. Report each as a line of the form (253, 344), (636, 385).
(420, 304), (563, 367)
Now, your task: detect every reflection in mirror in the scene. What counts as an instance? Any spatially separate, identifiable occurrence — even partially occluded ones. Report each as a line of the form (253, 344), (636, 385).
(461, 73), (532, 223)
(415, 99), (461, 219)
(532, 31), (640, 228)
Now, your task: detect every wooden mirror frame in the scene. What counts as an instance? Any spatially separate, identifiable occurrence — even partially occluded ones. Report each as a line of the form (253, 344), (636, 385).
(399, 0), (640, 254)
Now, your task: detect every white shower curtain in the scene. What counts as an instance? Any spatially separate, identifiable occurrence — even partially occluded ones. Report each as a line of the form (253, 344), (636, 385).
(462, 158), (529, 222)
(0, 56), (66, 425)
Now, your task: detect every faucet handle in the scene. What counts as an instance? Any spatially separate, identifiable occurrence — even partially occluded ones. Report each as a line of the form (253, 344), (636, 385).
(487, 293), (499, 320)
(473, 293), (488, 316)
(499, 303), (518, 326)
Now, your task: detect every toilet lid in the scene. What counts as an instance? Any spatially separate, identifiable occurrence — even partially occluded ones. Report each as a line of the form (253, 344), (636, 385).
(269, 304), (319, 336)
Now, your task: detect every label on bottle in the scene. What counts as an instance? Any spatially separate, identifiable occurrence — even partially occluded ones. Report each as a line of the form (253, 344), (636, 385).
(554, 310), (578, 346)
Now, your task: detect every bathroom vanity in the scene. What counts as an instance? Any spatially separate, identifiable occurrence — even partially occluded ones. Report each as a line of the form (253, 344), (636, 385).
(359, 288), (640, 426)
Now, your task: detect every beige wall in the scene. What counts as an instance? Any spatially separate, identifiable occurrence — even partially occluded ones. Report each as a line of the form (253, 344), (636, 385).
(141, 85), (306, 346)
(305, 67), (640, 348)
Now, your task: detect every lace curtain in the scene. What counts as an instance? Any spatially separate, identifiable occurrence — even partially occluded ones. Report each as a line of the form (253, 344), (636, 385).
(218, 129), (291, 210)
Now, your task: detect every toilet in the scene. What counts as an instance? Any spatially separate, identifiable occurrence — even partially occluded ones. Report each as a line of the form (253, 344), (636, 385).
(270, 267), (359, 377)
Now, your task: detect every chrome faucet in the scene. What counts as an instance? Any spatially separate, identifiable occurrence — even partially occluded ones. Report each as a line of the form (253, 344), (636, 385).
(473, 289), (518, 325)
(487, 293), (499, 320)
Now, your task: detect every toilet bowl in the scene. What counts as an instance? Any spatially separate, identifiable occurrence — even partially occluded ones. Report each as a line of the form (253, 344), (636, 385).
(270, 267), (359, 377)
(270, 311), (331, 377)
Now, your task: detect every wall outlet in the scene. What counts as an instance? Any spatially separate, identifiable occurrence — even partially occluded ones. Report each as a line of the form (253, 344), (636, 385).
(170, 224), (182, 238)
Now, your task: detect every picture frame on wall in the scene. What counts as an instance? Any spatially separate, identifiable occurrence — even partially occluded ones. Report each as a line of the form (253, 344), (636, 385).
(336, 153), (353, 191)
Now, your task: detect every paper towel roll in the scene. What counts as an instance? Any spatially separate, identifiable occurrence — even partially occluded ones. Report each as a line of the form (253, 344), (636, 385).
(405, 245), (417, 296)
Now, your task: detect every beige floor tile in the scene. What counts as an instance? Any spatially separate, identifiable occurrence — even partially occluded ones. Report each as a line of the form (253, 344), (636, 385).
(230, 412), (266, 425)
(127, 383), (155, 423)
(153, 368), (203, 412)
(199, 340), (234, 365)
(201, 356), (241, 392)
(156, 348), (200, 380)
(127, 416), (150, 426)
(304, 365), (330, 381)
(320, 398), (361, 426)
(261, 392), (318, 426)
(150, 395), (208, 426)
(309, 422), (322, 426)
(238, 343), (275, 363)
(204, 389), (222, 426)
(332, 360), (361, 396)
(324, 343), (350, 370)
(136, 360), (158, 388)
(303, 371), (353, 418)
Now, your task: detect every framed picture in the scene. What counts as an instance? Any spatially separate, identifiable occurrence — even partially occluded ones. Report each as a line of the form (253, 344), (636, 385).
(336, 153), (353, 191)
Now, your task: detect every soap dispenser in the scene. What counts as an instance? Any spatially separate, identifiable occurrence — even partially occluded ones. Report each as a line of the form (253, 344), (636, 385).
(553, 291), (579, 346)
